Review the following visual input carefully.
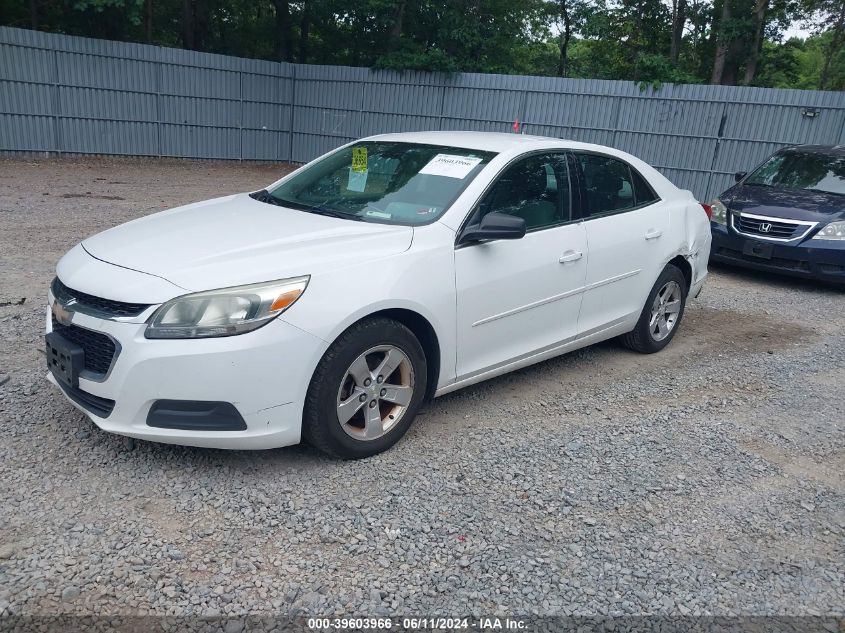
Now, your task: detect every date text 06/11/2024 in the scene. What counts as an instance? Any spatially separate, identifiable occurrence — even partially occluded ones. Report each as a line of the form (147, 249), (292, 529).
(306, 617), (528, 630)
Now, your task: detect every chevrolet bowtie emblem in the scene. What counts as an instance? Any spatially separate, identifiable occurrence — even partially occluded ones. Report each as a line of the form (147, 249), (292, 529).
(52, 300), (74, 325)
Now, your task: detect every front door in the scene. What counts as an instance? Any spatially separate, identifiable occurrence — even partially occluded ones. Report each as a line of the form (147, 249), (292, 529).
(454, 153), (588, 380)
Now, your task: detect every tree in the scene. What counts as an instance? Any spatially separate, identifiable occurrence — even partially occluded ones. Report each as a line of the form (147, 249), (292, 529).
(743, 0), (769, 84)
(272, 0), (292, 61)
(806, 0), (845, 88)
(542, 0), (588, 77)
(670, 0), (686, 63)
(0, 0), (837, 89)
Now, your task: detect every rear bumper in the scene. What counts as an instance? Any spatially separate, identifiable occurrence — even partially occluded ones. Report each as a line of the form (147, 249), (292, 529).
(710, 223), (845, 283)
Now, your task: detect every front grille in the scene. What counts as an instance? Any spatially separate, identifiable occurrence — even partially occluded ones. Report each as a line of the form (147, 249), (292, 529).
(56, 380), (115, 418)
(733, 213), (808, 240)
(51, 314), (117, 376)
(52, 277), (150, 318)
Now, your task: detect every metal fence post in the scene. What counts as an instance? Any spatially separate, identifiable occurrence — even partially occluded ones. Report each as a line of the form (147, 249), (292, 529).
(239, 70), (244, 161)
(287, 63), (296, 162)
(155, 58), (162, 157)
(704, 103), (729, 201)
(437, 80), (447, 131)
(51, 48), (62, 154)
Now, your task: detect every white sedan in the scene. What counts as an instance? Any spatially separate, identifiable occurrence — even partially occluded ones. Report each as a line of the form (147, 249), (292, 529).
(46, 132), (712, 458)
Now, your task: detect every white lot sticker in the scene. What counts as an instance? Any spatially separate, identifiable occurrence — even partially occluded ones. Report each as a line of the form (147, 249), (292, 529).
(419, 154), (483, 179)
(347, 168), (368, 192)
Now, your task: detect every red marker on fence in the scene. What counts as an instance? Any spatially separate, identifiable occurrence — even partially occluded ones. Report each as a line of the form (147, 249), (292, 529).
(512, 119), (520, 133)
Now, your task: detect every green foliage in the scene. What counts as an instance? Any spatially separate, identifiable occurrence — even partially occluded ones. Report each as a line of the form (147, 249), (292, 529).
(0, 0), (839, 89)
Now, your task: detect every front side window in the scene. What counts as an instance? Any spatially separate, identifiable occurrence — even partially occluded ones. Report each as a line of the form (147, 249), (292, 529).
(264, 142), (496, 225)
(745, 151), (845, 195)
(475, 154), (571, 231)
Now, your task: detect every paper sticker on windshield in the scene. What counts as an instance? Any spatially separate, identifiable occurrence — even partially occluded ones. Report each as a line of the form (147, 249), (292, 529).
(348, 169), (367, 192)
(351, 147), (368, 173)
(419, 154), (482, 179)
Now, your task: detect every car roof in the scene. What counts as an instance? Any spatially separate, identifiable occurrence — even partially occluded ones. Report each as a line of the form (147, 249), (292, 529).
(780, 144), (845, 156)
(364, 130), (608, 154)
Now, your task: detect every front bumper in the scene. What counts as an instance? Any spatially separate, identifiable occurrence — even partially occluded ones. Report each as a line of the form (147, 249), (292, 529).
(45, 296), (328, 450)
(710, 223), (845, 283)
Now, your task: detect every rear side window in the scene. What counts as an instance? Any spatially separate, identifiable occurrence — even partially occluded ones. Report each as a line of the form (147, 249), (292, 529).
(631, 169), (658, 205)
(576, 153), (658, 217)
(577, 154), (635, 216)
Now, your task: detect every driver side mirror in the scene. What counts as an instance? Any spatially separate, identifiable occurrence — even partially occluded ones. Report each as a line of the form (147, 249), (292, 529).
(459, 211), (526, 245)
(734, 171), (747, 182)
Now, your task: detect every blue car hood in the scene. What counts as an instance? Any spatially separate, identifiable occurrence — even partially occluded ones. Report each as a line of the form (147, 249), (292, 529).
(722, 185), (845, 224)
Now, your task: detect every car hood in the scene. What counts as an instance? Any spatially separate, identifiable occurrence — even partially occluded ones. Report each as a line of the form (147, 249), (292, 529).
(722, 184), (845, 224)
(82, 193), (414, 292)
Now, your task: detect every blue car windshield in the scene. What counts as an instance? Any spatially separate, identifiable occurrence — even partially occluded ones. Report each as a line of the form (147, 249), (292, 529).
(746, 151), (845, 195)
(265, 142), (497, 225)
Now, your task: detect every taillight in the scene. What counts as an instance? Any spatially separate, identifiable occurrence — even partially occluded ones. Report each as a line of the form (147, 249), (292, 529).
(700, 203), (712, 220)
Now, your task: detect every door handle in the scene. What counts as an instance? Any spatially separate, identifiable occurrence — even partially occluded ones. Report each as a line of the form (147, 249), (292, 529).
(645, 229), (663, 240)
(559, 250), (583, 263)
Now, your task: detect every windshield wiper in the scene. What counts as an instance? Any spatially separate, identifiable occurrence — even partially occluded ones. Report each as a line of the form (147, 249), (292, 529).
(249, 189), (284, 206)
(250, 189), (364, 221)
(807, 187), (844, 196)
(302, 206), (364, 221)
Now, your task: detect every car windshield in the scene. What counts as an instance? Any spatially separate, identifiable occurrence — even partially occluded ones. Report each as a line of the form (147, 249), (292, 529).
(745, 151), (845, 195)
(264, 141), (497, 225)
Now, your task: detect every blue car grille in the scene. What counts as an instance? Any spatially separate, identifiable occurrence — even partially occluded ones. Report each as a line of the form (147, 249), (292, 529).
(733, 213), (806, 240)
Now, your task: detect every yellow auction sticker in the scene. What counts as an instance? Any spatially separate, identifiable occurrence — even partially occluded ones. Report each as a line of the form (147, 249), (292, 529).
(351, 147), (368, 173)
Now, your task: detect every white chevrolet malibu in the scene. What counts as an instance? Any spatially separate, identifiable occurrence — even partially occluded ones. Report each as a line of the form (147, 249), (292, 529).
(47, 131), (711, 458)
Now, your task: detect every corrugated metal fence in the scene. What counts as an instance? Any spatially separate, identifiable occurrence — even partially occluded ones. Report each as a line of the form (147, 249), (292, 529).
(2, 25), (844, 199)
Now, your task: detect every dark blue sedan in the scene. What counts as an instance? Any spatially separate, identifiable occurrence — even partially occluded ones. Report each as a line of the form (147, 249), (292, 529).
(709, 145), (845, 284)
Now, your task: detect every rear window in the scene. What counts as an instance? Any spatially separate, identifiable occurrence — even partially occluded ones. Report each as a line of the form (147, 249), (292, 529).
(746, 151), (845, 195)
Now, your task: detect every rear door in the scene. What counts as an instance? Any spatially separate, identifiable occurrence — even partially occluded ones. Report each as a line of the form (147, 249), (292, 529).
(454, 152), (587, 379)
(572, 151), (669, 337)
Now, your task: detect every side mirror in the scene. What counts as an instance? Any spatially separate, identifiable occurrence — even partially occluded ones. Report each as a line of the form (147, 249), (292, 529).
(459, 212), (526, 244)
(734, 171), (747, 183)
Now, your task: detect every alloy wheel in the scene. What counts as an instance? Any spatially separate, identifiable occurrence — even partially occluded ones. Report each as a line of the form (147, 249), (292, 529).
(648, 280), (682, 342)
(336, 345), (415, 441)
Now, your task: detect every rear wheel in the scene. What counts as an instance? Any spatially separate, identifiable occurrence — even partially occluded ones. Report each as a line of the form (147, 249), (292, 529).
(302, 317), (427, 459)
(621, 264), (688, 354)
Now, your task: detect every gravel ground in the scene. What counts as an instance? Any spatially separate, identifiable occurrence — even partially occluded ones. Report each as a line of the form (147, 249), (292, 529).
(0, 157), (843, 624)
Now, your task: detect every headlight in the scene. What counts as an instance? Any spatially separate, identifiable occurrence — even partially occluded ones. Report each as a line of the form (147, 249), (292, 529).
(710, 198), (727, 225)
(145, 276), (309, 339)
(812, 220), (845, 241)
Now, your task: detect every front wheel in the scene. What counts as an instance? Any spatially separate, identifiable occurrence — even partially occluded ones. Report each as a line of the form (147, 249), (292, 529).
(621, 264), (688, 354)
(302, 317), (427, 459)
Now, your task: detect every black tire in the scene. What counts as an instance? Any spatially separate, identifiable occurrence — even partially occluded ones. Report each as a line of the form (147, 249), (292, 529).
(302, 317), (427, 459)
(621, 264), (688, 354)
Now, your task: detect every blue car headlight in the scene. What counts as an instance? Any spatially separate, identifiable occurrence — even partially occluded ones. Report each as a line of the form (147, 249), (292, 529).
(709, 198), (727, 225)
(812, 221), (845, 241)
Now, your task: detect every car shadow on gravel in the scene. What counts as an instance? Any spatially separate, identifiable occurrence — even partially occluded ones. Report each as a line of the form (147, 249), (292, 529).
(427, 302), (815, 415)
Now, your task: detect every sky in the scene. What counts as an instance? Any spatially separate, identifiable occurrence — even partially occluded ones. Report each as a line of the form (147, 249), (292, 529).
(783, 22), (812, 39)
